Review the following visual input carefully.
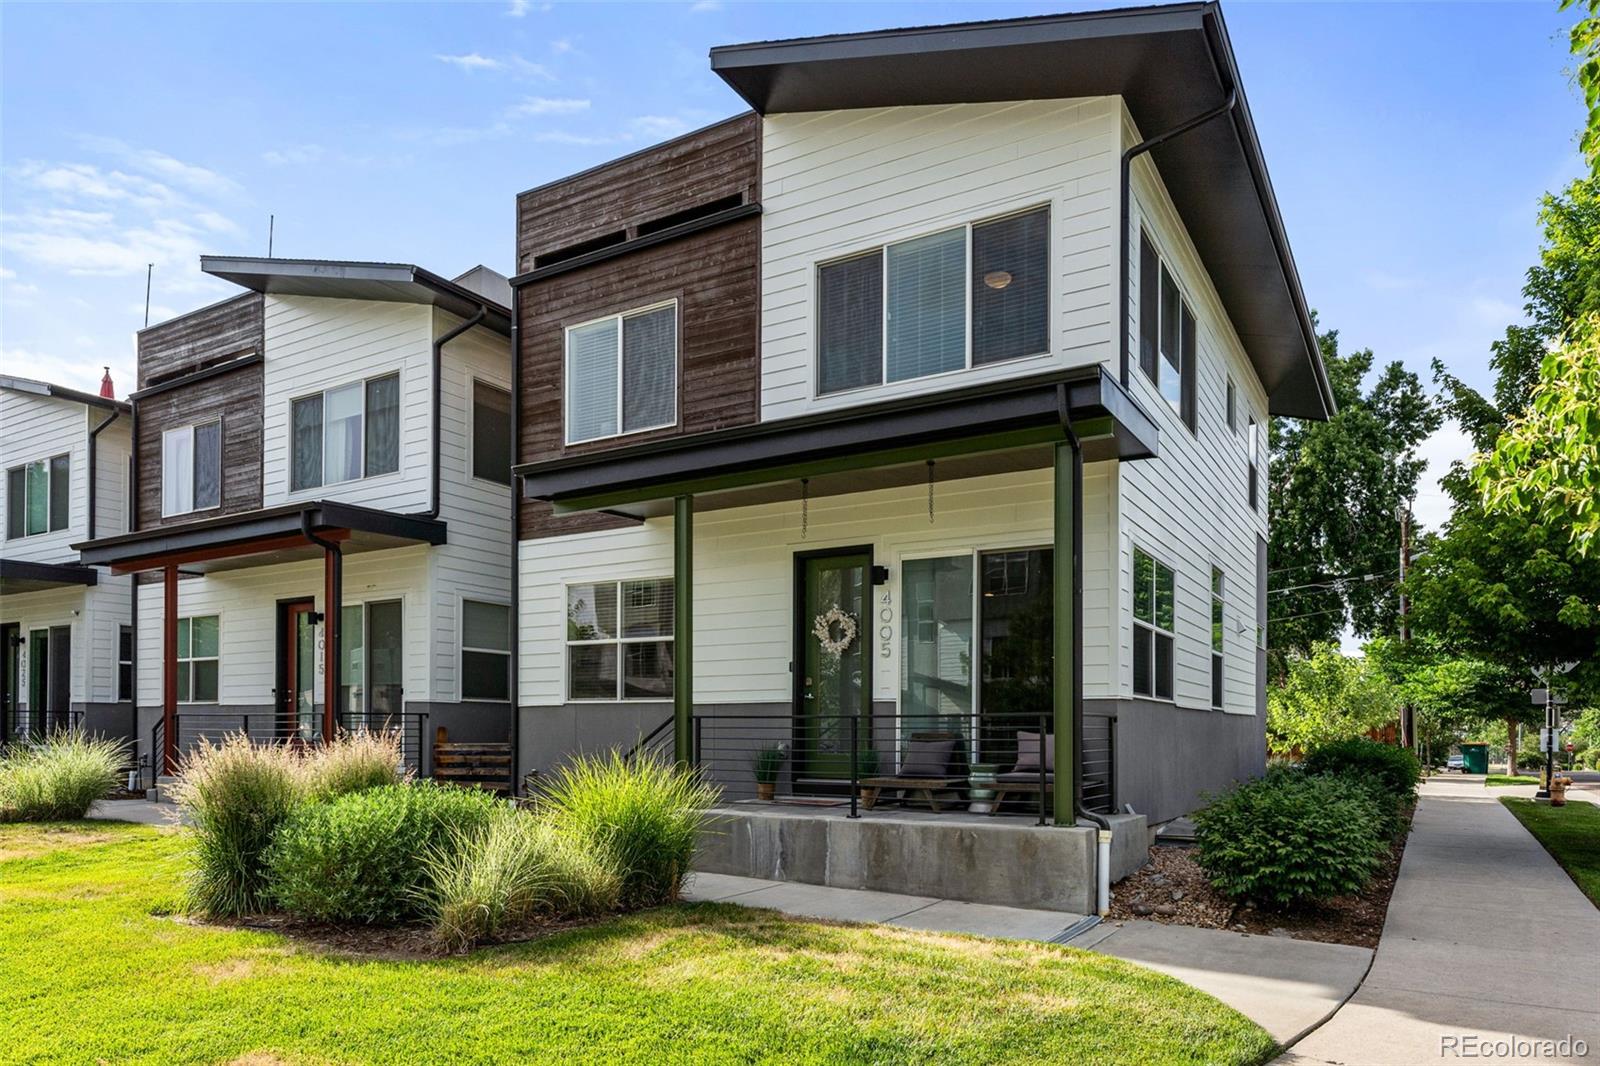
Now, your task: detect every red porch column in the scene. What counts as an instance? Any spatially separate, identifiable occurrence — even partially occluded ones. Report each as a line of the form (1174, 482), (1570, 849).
(162, 564), (178, 775)
(322, 544), (341, 742)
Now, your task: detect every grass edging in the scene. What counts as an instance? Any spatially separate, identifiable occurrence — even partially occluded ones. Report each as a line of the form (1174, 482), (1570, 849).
(1499, 797), (1600, 908)
(1484, 774), (1539, 787)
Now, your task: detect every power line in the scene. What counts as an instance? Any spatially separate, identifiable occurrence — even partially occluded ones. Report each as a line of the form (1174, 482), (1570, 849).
(1268, 570), (1399, 597)
(1267, 606), (1352, 625)
(1267, 550), (1402, 577)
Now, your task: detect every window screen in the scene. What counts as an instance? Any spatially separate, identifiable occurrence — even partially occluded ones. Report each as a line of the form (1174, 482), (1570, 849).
(365, 374), (400, 477)
(886, 226), (966, 382)
(472, 381), (512, 484)
(5, 467), (23, 539)
(622, 306), (676, 433)
(193, 422), (221, 510)
(567, 318), (620, 443)
(972, 207), (1048, 365)
(291, 394), (323, 491)
(47, 455), (69, 531)
(818, 254), (883, 395)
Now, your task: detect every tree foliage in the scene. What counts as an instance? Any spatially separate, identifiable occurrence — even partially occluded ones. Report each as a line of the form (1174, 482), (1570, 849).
(1267, 327), (1440, 680)
(1567, 0), (1600, 173)
(1267, 643), (1398, 754)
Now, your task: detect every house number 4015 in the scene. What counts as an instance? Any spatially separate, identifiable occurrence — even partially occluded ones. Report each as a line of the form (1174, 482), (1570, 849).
(878, 589), (893, 659)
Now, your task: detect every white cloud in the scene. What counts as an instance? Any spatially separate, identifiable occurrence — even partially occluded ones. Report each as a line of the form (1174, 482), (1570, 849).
(436, 52), (502, 71)
(508, 96), (591, 116)
(530, 130), (622, 147)
(262, 144), (326, 166)
(1469, 294), (1519, 326)
(630, 115), (691, 139)
(506, 0), (530, 15)
(0, 346), (135, 399)
(550, 38), (575, 55)
(1411, 418), (1474, 537)
(76, 136), (241, 199)
(0, 266), (15, 280)
(689, 1), (722, 11)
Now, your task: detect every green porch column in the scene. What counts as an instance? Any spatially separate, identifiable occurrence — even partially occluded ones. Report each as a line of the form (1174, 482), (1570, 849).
(673, 494), (694, 766)
(1053, 441), (1078, 826)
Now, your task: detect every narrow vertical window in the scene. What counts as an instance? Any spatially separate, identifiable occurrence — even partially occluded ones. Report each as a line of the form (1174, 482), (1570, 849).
(118, 625), (134, 702)
(323, 381), (364, 484)
(161, 429), (193, 517)
(48, 455), (69, 531)
(291, 394), (324, 491)
(1247, 416), (1260, 511)
(5, 466), (24, 539)
(471, 380), (512, 484)
(1226, 378), (1237, 432)
(1180, 304), (1197, 431)
(364, 374), (400, 477)
(818, 254), (884, 394)
(1132, 547), (1175, 700)
(193, 422), (221, 510)
(566, 318), (620, 443)
(621, 306), (677, 433)
(1211, 568), (1225, 709)
(972, 206), (1050, 365)
(1138, 231), (1160, 382)
(886, 226), (966, 382)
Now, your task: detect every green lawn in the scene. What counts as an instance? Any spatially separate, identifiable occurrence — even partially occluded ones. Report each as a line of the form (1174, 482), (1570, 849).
(0, 822), (1276, 1066)
(1485, 774), (1540, 787)
(1500, 798), (1600, 908)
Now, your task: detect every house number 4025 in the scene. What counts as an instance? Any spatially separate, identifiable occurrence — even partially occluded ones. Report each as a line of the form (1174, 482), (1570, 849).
(878, 589), (893, 659)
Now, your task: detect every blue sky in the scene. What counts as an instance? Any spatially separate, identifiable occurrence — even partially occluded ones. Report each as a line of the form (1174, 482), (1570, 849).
(0, 0), (1587, 532)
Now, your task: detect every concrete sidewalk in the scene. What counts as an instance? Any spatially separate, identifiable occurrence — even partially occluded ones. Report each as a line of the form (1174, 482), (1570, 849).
(1280, 776), (1600, 1065)
(685, 870), (1372, 1046)
(89, 798), (182, 826)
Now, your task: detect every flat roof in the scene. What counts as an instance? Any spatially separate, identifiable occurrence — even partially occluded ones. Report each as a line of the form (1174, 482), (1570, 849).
(710, 2), (1333, 420)
(0, 375), (129, 414)
(0, 558), (99, 595)
(199, 257), (513, 337)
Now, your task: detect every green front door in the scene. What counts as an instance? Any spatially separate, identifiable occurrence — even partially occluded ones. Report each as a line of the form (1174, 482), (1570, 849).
(795, 548), (872, 781)
(27, 629), (48, 737)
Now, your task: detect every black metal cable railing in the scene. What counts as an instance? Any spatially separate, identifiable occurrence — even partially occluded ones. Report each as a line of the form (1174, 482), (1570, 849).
(150, 710), (431, 785)
(0, 709), (85, 749)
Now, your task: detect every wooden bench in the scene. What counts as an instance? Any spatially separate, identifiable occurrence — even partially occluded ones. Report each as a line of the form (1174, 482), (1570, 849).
(859, 776), (967, 811)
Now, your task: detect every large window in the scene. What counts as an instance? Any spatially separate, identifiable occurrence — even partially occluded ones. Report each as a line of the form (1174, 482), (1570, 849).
(290, 373), (400, 491)
(1211, 568), (1225, 710)
(565, 303), (677, 444)
(462, 600), (511, 701)
(566, 579), (674, 700)
(5, 454), (68, 538)
(340, 600), (403, 722)
(471, 380), (512, 484)
(177, 615), (219, 703)
(818, 205), (1050, 396)
(118, 625), (133, 702)
(1132, 547), (1175, 700)
(161, 422), (221, 517)
(1137, 232), (1197, 430)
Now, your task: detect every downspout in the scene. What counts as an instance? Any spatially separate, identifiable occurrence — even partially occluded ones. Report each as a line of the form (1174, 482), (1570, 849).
(87, 408), (121, 541)
(1058, 387), (1111, 917)
(508, 285), (522, 794)
(1118, 89), (1239, 388)
(300, 510), (342, 739)
(426, 308), (488, 519)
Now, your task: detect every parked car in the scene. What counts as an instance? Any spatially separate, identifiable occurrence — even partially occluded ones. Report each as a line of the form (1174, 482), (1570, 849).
(1446, 753), (1466, 772)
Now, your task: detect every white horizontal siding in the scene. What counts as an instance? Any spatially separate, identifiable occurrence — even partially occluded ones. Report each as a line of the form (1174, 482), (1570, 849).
(1115, 105), (1270, 715)
(0, 391), (88, 561)
(759, 99), (1120, 421)
(94, 419), (132, 538)
(1, 585), (87, 705)
(430, 309), (514, 702)
(260, 295), (433, 512)
(518, 467), (1118, 706)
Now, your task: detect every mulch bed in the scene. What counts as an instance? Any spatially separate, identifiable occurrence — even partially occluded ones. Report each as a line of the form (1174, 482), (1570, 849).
(1107, 801), (1414, 949)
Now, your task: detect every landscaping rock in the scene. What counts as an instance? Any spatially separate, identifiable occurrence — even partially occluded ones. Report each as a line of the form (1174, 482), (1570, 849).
(1153, 904), (1177, 917)
(1131, 903), (1155, 916)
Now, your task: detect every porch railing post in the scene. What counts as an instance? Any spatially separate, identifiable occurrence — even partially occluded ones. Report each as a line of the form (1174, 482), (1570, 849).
(1039, 711), (1049, 827)
(848, 715), (859, 819)
(673, 494), (694, 766)
(692, 716), (703, 768)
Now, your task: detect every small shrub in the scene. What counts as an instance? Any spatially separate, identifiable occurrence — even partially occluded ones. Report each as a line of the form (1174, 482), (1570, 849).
(265, 782), (500, 924)
(422, 807), (621, 950)
(1303, 738), (1420, 800)
(540, 753), (720, 909)
(304, 730), (407, 801)
(0, 732), (127, 821)
(171, 735), (305, 917)
(1193, 771), (1389, 907)
(754, 745), (785, 785)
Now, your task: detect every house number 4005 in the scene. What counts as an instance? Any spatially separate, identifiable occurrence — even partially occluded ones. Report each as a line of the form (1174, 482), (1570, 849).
(878, 589), (893, 659)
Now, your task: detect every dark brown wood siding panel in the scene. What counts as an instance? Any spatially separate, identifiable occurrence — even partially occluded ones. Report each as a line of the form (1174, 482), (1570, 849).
(137, 293), (263, 388)
(515, 113), (759, 272)
(517, 215), (760, 540)
(134, 361), (264, 530)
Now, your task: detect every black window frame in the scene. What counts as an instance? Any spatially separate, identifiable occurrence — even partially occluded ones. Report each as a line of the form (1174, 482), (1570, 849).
(1136, 230), (1198, 432)
(470, 379), (513, 486)
(1132, 546), (1176, 701)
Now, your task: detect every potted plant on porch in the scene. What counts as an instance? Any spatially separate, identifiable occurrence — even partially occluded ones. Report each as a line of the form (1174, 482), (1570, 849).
(754, 744), (786, 801)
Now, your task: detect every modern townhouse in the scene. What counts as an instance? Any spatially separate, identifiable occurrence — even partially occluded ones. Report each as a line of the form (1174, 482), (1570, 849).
(510, 4), (1334, 912)
(1, 376), (133, 745)
(77, 260), (517, 788)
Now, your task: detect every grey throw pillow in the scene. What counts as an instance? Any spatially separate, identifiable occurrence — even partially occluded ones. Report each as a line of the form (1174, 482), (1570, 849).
(899, 737), (957, 777)
(1011, 731), (1055, 774)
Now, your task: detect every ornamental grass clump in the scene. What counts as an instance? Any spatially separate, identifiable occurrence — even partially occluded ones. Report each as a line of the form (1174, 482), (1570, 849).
(265, 782), (500, 924)
(540, 752), (720, 909)
(304, 729), (407, 801)
(0, 732), (127, 822)
(422, 806), (621, 950)
(171, 734), (305, 918)
(1192, 770), (1390, 908)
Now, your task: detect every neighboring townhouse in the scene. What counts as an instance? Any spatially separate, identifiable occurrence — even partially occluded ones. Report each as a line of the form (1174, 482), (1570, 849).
(510, 5), (1334, 910)
(77, 260), (516, 784)
(0, 376), (133, 745)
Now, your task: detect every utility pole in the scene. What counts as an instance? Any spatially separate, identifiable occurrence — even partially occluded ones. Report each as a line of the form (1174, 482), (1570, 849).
(1397, 502), (1414, 751)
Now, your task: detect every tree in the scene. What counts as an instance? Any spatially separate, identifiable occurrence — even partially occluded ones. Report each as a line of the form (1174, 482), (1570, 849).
(1267, 325), (1440, 680)
(1267, 643), (1398, 754)
(1566, 0), (1600, 173)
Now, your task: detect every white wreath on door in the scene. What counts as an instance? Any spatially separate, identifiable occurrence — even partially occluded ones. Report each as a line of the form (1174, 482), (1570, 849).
(812, 606), (858, 658)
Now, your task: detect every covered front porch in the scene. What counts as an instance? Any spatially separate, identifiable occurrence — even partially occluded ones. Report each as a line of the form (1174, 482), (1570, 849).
(77, 501), (446, 779)
(0, 559), (100, 744)
(519, 366), (1158, 833)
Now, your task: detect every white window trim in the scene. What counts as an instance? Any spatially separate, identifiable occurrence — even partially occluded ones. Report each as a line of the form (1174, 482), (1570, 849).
(6, 452), (70, 538)
(1137, 227), (1197, 427)
(176, 613), (220, 706)
(459, 596), (513, 703)
(813, 203), (1054, 400)
(562, 578), (676, 703)
(288, 371), (403, 495)
(1131, 544), (1177, 704)
(467, 375), (514, 488)
(161, 421), (221, 519)
(563, 299), (680, 447)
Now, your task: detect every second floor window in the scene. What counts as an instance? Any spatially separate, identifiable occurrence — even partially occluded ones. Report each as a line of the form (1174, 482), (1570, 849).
(162, 422), (221, 517)
(291, 373), (400, 491)
(471, 380), (512, 484)
(1132, 547), (1175, 701)
(1247, 416), (1260, 511)
(566, 302), (678, 445)
(5, 454), (68, 538)
(1138, 232), (1198, 431)
(818, 205), (1050, 396)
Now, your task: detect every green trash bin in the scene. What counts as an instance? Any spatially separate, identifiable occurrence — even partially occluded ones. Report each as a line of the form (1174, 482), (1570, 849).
(1459, 743), (1489, 774)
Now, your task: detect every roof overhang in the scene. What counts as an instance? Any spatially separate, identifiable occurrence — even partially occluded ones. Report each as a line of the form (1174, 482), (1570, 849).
(517, 365), (1158, 519)
(74, 501), (446, 575)
(199, 257), (512, 337)
(0, 559), (98, 596)
(0, 376), (129, 414)
(709, 2), (1333, 420)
